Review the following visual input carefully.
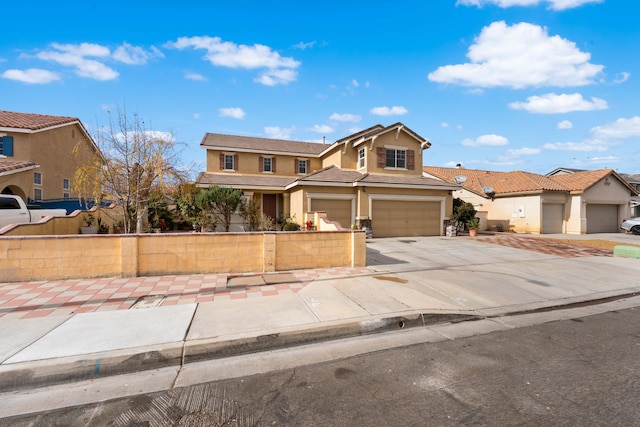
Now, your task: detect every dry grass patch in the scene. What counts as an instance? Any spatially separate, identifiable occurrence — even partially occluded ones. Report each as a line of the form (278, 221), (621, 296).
(545, 238), (640, 252)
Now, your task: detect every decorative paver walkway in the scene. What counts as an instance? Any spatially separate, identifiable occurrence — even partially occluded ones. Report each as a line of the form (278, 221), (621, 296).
(475, 235), (613, 257)
(0, 267), (371, 320)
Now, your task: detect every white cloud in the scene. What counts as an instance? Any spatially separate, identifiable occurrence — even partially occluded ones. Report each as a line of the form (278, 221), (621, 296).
(193, 113), (201, 119)
(506, 147), (541, 155)
(509, 93), (608, 113)
(557, 120), (573, 129)
(185, 72), (207, 81)
(587, 155), (620, 164)
(351, 79), (359, 88)
(613, 72), (630, 84)
(265, 126), (295, 139)
(441, 122), (450, 128)
(455, 0), (602, 10)
(166, 36), (300, 86)
(462, 134), (509, 147)
(370, 105), (408, 116)
(590, 116), (640, 139)
(36, 42), (119, 80)
(543, 140), (607, 151)
(330, 113), (361, 122)
(218, 107), (245, 119)
(428, 21), (603, 89)
(1, 68), (60, 84)
(112, 42), (164, 65)
(293, 41), (316, 50)
(310, 124), (334, 134)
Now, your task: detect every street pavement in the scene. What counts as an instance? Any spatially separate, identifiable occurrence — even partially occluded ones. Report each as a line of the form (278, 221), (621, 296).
(1, 232), (639, 413)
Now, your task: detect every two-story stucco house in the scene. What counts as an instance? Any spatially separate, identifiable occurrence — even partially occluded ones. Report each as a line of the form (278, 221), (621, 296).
(0, 110), (99, 203)
(196, 123), (458, 237)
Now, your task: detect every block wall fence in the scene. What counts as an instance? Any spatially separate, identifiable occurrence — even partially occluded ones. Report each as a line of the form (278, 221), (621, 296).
(0, 231), (366, 283)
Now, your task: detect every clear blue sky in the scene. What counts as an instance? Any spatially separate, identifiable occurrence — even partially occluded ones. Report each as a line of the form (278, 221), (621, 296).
(2, 0), (639, 175)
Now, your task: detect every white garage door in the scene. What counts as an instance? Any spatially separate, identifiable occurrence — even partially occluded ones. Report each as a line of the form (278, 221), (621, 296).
(310, 199), (352, 229)
(542, 204), (563, 234)
(586, 204), (618, 233)
(372, 200), (440, 238)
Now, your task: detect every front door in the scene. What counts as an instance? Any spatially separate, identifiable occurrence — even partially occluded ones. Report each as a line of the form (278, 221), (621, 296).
(262, 194), (277, 220)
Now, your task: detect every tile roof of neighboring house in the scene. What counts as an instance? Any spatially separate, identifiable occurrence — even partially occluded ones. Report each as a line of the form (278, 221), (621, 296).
(0, 160), (39, 175)
(547, 168), (636, 193)
(196, 172), (294, 190)
(200, 133), (328, 156)
(0, 110), (79, 131)
(423, 166), (568, 197)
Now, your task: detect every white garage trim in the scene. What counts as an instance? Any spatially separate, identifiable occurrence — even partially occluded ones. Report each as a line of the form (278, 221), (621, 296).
(368, 194), (447, 236)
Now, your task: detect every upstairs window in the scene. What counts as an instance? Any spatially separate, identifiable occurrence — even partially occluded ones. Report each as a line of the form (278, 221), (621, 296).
(296, 159), (309, 175)
(34, 172), (42, 185)
(63, 178), (70, 190)
(260, 156), (275, 173)
(0, 135), (13, 156)
(386, 149), (406, 169)
(358, 147), (366, 169)
(219, 153), (238, 171)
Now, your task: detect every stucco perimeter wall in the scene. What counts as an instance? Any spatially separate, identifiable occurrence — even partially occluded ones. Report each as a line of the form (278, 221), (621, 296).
(0, 231), (366, 282)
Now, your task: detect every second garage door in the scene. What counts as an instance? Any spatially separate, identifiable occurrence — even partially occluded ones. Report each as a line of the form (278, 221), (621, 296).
(310, 198), (352, 229)
(586, 204), (619, 233)
(372, 200), (441, 238)
(542, 204), (564, 234)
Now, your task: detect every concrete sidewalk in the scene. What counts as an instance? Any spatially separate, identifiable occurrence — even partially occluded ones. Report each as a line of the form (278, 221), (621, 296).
(1, 235), (640, 394)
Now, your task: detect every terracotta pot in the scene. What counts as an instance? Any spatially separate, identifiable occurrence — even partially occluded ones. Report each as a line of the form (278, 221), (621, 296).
(469, 229), (478, 237)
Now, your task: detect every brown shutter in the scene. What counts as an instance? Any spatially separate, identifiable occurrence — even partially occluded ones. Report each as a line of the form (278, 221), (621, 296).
(219, 153), (224, 170)
(305, 160), (309, 174)
(234, 154), (238, 170)
(294, 158), (298, 173)
(407, 150), (415, 170)
(259, 156), (264, 172)
(272, 157), (276, 173)
(376, 147), (385, 168)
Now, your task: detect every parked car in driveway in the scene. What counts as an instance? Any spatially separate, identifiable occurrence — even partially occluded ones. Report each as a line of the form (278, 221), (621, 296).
(620, 217), (640, 235)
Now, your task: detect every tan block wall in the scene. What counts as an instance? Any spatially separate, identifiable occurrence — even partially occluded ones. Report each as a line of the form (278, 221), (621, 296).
(0, 231), (366, 282)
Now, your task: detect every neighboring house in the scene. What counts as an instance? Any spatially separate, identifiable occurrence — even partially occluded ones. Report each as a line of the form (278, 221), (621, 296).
(423, 166), (638, 234)
(617, 173), (640, 217)
(0, 110), (99, 203)
(196, 123), (458, 237)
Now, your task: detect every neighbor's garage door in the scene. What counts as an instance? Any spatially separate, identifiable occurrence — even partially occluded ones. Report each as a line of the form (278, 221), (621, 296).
(542, 204), (563, 234)
(311, 199), (352, 229)
(586, 204), (619, 233)
(372, 200), (440, 238)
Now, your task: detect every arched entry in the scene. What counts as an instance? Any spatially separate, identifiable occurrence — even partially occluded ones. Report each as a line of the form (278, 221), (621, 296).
(1, 185), (26, 201)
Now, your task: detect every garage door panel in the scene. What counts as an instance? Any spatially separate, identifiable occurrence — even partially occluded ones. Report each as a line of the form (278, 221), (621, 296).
(542, 204), (563, 234)
(373, 200), (440, 238)
(311, 199), (351, 229)
(586, 204), (618, 233)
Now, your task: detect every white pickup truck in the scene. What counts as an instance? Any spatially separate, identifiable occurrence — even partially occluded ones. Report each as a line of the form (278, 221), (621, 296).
(0, 194), (68, 229)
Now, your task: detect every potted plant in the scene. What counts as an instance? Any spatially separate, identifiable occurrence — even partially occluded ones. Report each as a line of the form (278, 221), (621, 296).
(467, 217), (480, 237)
(80, 213), (99, 234)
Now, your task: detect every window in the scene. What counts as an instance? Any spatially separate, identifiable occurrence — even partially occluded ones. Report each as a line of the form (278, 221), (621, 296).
(63, 193), (70, 199)
(297, 159), (308, 174)
(220, 153), (238, 171)
(34, 172), (42, 185)
(0, 135), (14, 156)
(263, 157), (273, 173)
(34, 188), (42, 200)
(63, 178), (70, 190)
(358, 148), (366, 169)
(385, 149), (406, 169)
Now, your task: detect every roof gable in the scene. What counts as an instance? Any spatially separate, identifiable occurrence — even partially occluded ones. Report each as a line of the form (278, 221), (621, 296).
(548, 168), (637, 194)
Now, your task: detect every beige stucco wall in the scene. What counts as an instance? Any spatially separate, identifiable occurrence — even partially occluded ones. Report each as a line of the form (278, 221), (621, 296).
(3, 123), (96, 201)
(0, 205), (121, 236)
(0, 230), (366, 282)
(206, 150), (322, 176)
(367, 131), (423, 177)
(0, 169), (34, 201)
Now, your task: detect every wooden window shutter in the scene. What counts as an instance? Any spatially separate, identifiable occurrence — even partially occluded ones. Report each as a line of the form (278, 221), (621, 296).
(234, 154), (238, 170)
(1, 136), (13, 156)
(259, 156), (264, 172)
(407, 150), (415, 170)
(305, 160), (309, 173)
(272, 157), (277, 173)
(376, 147), (385, 168)
(219, 153), (224, 170)
(294, 158), (298, 173)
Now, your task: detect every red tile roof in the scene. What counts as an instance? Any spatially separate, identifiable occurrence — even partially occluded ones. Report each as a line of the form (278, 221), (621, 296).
(548, 169), (614, 192)
(0, 160), (39, 175)
(0, 110), (79, 131)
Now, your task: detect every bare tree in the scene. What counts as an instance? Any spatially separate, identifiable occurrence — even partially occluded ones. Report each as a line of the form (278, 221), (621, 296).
(73, 105), (188, 233)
